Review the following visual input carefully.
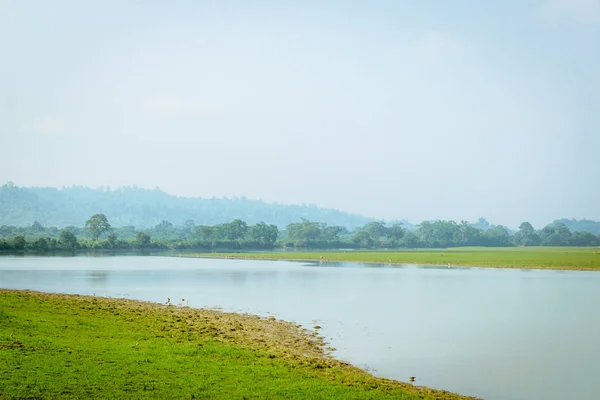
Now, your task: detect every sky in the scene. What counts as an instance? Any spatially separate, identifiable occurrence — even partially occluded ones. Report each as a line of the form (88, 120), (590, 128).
(1, 0), (599, 228)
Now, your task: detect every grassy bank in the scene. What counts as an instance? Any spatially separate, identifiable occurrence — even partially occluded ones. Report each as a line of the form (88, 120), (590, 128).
(185, 247), (600, 270)
(0, 290), (474, 399)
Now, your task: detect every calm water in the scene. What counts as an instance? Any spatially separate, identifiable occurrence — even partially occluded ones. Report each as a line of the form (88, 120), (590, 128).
(1, 256), (599, 400)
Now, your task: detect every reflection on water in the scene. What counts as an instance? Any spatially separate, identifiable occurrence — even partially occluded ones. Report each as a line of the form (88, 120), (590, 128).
(85, 271), (109, 282)
(1, 255), (599, 400)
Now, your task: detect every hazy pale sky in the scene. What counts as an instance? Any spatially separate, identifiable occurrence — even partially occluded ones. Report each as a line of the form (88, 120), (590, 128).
(1, 0), (598, 228)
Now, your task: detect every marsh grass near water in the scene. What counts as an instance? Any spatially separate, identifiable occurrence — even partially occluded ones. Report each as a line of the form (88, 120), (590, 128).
(186, 247), (600, 270)
(0, 290), (474, 400)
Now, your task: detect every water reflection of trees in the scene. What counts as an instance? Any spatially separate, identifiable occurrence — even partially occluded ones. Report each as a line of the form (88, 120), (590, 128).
(86, 271), (109, 283)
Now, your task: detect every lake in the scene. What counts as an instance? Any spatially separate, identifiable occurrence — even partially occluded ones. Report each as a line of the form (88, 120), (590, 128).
(1, 255), (599, 400)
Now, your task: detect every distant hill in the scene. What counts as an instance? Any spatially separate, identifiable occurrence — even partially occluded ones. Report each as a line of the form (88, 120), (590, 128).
(0, 183), (372, 229)
(552, 219), (600, 235)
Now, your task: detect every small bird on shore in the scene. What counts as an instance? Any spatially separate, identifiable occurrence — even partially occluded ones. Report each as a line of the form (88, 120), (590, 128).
(409, 376), (416, 382)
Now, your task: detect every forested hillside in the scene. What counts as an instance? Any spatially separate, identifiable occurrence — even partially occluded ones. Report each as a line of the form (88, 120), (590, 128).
(0, 183), (371, 229)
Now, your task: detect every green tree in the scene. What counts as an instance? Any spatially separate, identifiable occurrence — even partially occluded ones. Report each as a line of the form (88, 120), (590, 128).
(32, 237), (49, 251)
(153, 220), (176, 240)
(248, 222), (279, 247)
(220, 219), (248, 241)
(514, 222), (540, 246)
(353, 231), (374, 248)
(458, 221), (481, 246)
(416, 220), (461, 248)
(182, 220), (196, 237)
(539, 223), (571, 246)
(482, 225), (511, 247)
(321, 226), (342, 242)
(107, 233), (117, 248)
(135, 232), (151, 248)
(387, 223), (405, 240)
(85, 214), (112, 241)
(399, 231), (420, 248)
(361, 221), (387, 241)
(195, 225), (215, 242)
(569, 231), (600, 246)
(59, 230), (79, 250)
(12, 235), (26, 251)
(285, 219), (322, 244)
(47, 238), (58, 251)
(0, 239), (11, 251)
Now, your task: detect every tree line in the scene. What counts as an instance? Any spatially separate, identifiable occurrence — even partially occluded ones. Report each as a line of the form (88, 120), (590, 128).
(282, 219), (600, 248)
(1, 214), (599, 253)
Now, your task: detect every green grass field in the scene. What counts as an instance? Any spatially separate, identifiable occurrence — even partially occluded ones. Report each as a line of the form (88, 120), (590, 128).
(0, 290), (474, 400)
(186, 247), (600, 270)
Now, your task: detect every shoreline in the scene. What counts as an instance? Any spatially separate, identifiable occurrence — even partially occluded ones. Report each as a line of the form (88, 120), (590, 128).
(0, 289), (476, 399)
(182, 252), (600, 271)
